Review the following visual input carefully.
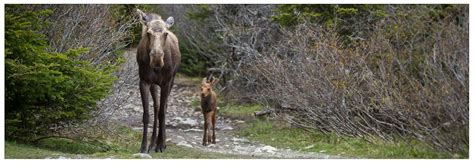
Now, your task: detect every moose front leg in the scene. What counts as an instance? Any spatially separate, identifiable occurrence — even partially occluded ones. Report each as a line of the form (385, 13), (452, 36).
(139, 81), (151, 153)
(156, 83), (171, 152)
(148, 84), (160, 153)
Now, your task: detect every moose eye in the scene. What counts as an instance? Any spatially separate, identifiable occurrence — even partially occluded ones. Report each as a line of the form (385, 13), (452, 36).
(151, 26), (163, 32)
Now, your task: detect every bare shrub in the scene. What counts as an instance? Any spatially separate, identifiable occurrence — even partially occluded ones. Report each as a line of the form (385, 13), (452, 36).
(184, 4), (468, 152)
(36, 4), (136, 66)
(233, 6), (468, 152)
(158, 5), (281, 87)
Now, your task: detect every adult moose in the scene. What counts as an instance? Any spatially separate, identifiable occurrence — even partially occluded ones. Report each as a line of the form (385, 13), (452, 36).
(136, 9), (181, 153)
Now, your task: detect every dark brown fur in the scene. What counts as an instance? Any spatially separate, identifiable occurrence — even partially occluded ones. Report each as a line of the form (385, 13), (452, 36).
(136, 9), (181, 153)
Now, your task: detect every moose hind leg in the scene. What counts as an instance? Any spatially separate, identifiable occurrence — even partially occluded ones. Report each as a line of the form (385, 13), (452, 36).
(212, 111), (216, 144)
(139, 81), (151, 153)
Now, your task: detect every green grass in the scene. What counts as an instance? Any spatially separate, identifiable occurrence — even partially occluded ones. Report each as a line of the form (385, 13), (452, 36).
(5, 140), (246, 159)
(236, 119), (467, 159)
(4, 124), (244, 159)
(5, 141), (72, 159)
(191, 99), (263, 120)
(215, 102), (467, 159)
(218, 103), (263, 120)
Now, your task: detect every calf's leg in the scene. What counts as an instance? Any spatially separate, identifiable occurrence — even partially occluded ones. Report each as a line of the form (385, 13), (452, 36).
(212, 111), (216, 144)
(207, 114), (213, 144)
(202, 114), (208, 146)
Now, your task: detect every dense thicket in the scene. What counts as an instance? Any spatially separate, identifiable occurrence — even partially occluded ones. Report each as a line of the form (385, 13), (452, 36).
(5, 5), (132, 141)
(171, 4), (468, 153)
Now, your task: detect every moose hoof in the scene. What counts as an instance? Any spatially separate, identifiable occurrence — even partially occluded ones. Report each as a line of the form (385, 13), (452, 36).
(140, 146), (148, 154)
(147, 144), (156, 153)
(155, 143), (167, 153)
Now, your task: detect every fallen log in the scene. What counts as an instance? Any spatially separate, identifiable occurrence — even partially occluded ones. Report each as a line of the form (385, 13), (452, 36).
(254, 108), (274, 117)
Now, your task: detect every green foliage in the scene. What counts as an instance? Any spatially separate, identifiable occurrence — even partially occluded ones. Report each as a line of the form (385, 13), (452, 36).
(336, 7), (358, 15)
(5, 5), (116, 141)
(374, 5), (466, 80)
(178, 43), (208, 76)
(273, 4), (386, 26)
(186, 4), (213, 21)
(272, 4), (386, 45)
(175, 4), (215, 76)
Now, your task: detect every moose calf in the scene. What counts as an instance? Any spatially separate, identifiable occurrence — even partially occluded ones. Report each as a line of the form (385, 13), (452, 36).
(200, 76), (218, 146)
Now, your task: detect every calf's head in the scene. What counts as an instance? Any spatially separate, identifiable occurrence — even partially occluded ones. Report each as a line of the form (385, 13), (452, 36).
(137, 9), (174, 68)
(201, 76), (218, 97)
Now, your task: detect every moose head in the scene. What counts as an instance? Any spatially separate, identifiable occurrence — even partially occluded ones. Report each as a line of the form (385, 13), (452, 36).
(201, 76), (218, 97)
(137, 9), (174, 68)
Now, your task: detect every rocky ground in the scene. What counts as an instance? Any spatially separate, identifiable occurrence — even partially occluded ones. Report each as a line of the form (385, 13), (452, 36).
(97, 48), (339, 159)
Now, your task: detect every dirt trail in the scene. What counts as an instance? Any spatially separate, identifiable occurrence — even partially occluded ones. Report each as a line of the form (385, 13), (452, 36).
(105, 48), (339, 159)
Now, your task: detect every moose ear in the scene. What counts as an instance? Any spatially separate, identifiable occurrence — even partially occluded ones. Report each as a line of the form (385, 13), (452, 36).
(136, 9), (147, 22)
(165, 16), (174, 28)
(202, 78), (208, 85)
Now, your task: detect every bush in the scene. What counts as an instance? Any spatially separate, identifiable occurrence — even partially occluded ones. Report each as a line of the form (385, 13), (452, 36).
(5, 5), (116, 141)
(233, 5), (468, 152)
(177, 4), (468, 153)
